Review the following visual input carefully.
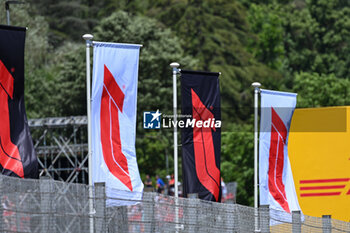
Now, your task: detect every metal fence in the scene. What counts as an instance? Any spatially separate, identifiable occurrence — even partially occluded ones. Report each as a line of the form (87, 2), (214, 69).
(0, 174), (349, 233)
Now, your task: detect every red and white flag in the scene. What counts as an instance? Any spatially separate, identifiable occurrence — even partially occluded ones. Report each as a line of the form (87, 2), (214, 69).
(259, 89), (301, 216)
(91, 42), (143, 201)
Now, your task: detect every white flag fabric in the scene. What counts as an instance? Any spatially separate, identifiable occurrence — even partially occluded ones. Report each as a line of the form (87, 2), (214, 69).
(91, 42), (143, 201)
(259, 89), (301, 216)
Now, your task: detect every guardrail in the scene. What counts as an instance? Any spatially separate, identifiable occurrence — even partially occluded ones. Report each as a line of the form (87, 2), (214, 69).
(0, 174), (349, 232)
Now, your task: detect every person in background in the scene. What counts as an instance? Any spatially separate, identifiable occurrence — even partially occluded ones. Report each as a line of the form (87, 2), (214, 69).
(169, 174), (175, 196)
(145, 174), (153, 188)
(221, 177), (227, 202)
(156, 175), (165, 193)
(165, 175), (171, 195)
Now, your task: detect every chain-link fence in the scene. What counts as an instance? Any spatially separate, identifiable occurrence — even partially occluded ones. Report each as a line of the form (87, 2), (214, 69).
(0, 174), (349, 233)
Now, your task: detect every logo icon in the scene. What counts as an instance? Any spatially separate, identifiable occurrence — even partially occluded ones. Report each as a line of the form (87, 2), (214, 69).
(268, 107), (290, 213)
(143, 110), (161, 129)
(100, 65), (132, 191)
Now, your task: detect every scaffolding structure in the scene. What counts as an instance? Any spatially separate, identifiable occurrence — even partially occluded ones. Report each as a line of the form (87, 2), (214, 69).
(28, 116), (89, 184)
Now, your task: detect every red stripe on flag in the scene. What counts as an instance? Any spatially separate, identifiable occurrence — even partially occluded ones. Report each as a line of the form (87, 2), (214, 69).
(191, 89), (220, 201)
(347, 189), (350, 195)
(300, 192), (341, 197)
(300, 185), (345, 190)
(0, 60), (14, 99)
(103, 65), (124, 112)
(0, 60), (24, 178)
(100, 65), (132, 191)
(268, 107), (290, 213)
(300, 178), (349, 184)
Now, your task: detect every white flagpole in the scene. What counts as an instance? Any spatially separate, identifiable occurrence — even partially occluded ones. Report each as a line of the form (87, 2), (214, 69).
(170, 62), (180, 231)
(170, 62), (180, 198)
(252, 82), (261, 232)
(83, 33), (94, 233)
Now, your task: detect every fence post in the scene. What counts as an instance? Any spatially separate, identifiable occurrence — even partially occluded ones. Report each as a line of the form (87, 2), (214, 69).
(143, 194), (151, 232)
(292, 211), (301, 233)
(143, 193), (156, 232)
(40, 176), (52, 233)
(187, 193), (198, 233)
(94, 183), (106, 232)
(110, 204), (129, 233)
(259, 205), (270, 233)
(15, 191), (22, 232)
(322, 215), (332, 233)
(117, 205), (129, 233)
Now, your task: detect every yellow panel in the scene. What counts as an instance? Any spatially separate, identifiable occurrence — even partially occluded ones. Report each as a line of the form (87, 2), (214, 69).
(288, 107), (350, 222)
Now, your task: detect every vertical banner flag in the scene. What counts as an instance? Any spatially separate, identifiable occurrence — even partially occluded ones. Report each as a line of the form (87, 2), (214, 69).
(181, 70), (221, 202)
(91, 42), (143, 198)
(0, 25), (38, 178)
(259, 89), (301, 214)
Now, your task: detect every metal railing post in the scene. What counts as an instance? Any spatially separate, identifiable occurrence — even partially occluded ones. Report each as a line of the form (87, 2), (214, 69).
(143, 193), (156, 232)
(187, 193), (198, 233)
(322, 215), (332, 233)
(40, 176), (52, 232)
(94, 182), (106, 232)
(260, 205), (270, 233)
(292, 210), (301, 233)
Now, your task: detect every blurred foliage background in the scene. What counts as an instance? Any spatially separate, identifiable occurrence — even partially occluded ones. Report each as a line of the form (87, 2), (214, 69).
(1, 0), (348, 206)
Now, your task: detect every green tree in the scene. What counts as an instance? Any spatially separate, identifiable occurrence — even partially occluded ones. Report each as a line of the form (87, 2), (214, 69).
(51, 43), (87, 116)
(247, 3), (285, 70)
(293, 72), (350, 108)
(29, 0), (99, 46)
(6, 4), (54, 118)
(143, 0), (283, 123)
(221, 124), (254, 206)
(282, 0), (350, 78)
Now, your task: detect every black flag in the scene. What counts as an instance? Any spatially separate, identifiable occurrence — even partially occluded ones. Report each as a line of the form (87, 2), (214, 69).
(0, 25), (38, 178)
(181, 70), (221, 202)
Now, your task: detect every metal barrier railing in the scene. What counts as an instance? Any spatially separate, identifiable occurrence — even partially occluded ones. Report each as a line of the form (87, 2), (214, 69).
(0, 174), (349, 233)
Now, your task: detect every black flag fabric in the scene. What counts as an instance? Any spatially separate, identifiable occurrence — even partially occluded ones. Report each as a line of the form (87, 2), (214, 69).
(0, 25), (38, 178)
(181, 70), (221, 202)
